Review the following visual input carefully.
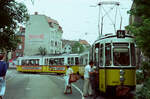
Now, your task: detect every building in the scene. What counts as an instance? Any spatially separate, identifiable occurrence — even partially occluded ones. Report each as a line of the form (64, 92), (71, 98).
(11, 26), (25, 59)
(62, 39), (91, 54)
(62, 39), (77, 54)
(24, 12), (63, 56)
(79, 39), (91, 50)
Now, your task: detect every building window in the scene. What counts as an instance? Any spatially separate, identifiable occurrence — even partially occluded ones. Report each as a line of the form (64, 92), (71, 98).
(51, 41), (53, 46)
(49, 22), (53, 28)
(55, 41), (57, 46)
(19, 44), (22, 49)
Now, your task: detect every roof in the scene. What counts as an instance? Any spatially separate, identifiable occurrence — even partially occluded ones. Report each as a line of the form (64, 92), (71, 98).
(31, 12), (63, 33)
(46, 17), (63, 33)
(79, 40), (90, 45)
(47, 17), (59, 25)
(62, 39), (91, 48)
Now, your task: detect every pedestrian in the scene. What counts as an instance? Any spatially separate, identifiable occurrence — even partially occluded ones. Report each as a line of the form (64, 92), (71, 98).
(64, 66), (73, 94)
(90, 66), (98, 99)
(83, 61), (94, 97)
(0, 52), (8, 99)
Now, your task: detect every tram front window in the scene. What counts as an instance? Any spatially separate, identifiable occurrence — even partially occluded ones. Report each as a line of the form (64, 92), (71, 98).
(113, 48), (130, 66)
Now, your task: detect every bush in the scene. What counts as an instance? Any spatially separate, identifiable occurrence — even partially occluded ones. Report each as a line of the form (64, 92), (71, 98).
(136, 70), (144, 84)
(136, 78), (150, 99)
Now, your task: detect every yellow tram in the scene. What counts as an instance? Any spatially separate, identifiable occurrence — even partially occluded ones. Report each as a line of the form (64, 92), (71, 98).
(90, 30), (136, 96)
(16, 54), (80, 74)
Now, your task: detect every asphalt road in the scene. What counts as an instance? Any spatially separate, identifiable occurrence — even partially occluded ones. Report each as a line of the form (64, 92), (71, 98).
(3, 69), (124, 99)
(4, 70), (82, 99)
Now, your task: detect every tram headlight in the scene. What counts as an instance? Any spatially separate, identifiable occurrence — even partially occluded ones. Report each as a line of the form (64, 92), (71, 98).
(120, 75), (125, 82)
(120, 69), (125, 75)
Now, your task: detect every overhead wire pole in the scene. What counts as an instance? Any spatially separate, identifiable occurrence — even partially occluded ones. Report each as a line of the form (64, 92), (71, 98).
(101, 5), (116, 34)
(118, 5), (123, 30)
(98, 4), (101, 37)
(97, 1), (120, 35)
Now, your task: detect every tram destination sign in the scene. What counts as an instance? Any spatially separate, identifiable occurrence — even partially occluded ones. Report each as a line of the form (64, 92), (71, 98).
(117, 30), (125, 38)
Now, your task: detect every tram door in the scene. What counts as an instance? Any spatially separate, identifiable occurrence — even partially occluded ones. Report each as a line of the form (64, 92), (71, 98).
(99, 43), (106, 92)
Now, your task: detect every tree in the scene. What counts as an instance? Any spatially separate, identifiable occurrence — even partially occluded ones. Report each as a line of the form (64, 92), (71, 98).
(0, 0), (28, 57)
(38, 47), (47, 56)
(72, 42), (84, 54)
(127, 0), (150, 58)
(127, 1), (150, 98)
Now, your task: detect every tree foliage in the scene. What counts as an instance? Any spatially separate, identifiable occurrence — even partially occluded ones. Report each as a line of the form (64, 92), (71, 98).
(127, 0), (150, 58)
(38, 47), (47, 56)
(0, 0), (28, 52)
(72, 42), (85, 54)
(127, 1), (150, 98)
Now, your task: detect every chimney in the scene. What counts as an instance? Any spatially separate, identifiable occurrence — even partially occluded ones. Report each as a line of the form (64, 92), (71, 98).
(35, 12), (38, 15)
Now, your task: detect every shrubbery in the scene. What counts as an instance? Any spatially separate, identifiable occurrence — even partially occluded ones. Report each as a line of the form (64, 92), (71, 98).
(136, 61), (150, 99)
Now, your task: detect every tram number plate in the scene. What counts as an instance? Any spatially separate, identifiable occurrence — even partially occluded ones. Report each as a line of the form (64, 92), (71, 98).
(22, 66), (42, 70)
(49, 66), (65, 71)
(117, 30), (125, 38)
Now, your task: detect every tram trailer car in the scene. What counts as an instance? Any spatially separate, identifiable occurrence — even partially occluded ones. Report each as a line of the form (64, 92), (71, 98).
(43, 54), (80, 74)
(16, 56), (43, 72)
(16, 54), (80, 74)
(90, 31), (136, 96)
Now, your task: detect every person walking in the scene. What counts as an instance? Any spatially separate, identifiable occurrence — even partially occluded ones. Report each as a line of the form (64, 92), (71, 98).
(0, 52), (8, 99)
(64, 66), (73, 94)
(83, 61), (94, 97)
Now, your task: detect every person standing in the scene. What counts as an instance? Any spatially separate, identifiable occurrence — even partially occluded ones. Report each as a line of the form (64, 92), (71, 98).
(0, 52), (8, 99)
(64, 66), (73, 94)
(83, 61), (94, 97)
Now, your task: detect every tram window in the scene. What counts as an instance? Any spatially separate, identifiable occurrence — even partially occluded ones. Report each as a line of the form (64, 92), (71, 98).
(44, 59), (46, 65)
(26, 60), (29, 65)
(29, 60), (34, 65)
(53, 58), (58, 65)
(94, 47), (99, 66)
(57, 58), (63, 65)
(71, 57), (74, 65)
(105, 43), (111, 66)
(45, 58), (48, 65)
(80, 57), (83, 65)
(60, 58), (64, 65)
(36, 59), (39, 65)
(21, 60), (25, 65)
(75, 57), (79, 65)
(113, 48), (130, 66)
(131, 43), (136, 66)
(68, 58), (71, 65)
(100, 44), (103, 66)
(49, 59), (54, 65)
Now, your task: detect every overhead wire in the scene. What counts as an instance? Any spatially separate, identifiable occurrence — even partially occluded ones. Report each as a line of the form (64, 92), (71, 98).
(102, 5), (117, 33)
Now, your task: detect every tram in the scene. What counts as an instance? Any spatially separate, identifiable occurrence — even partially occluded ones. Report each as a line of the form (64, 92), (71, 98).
(16, 54), (80, 74)
(16, 56), (43, 72)
(90, 30), (136, 96)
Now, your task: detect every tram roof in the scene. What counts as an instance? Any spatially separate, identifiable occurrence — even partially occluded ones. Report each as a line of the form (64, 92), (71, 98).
(94, 34), (134, 44)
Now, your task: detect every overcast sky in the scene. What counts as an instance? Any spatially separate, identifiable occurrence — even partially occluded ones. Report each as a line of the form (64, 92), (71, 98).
(19, 0), (133, 44)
